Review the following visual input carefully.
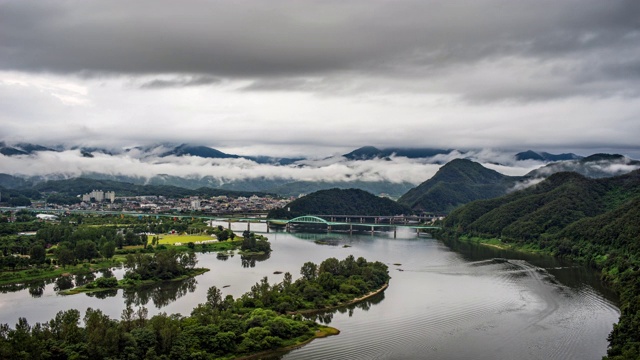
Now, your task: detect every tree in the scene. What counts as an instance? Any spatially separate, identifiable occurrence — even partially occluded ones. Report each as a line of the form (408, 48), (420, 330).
(206, 286), (222, 309)
(57, 247), (75, 268)
(29, 244), (46, 264)
(300, 262), (318, 281)
(101, 241), (116, 259)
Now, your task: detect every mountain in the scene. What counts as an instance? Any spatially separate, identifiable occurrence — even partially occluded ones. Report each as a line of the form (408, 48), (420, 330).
(526, 153), (640, 179)
(0, 142), (57, 156)
(515, 150), (582, 162)
(160, 144), (240, 159)
(398, 159), (519, 213)
(31, 178), (270, 198)
(343, 146), (451, 160)
(441, 169), (640, 358)
(265, 180), (414, 198)
(0, 174), (33, 189)
(267, 188), (411, 219)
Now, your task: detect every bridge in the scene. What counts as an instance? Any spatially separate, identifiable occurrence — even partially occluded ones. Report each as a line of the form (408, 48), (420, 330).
(2, 208), (439, 238)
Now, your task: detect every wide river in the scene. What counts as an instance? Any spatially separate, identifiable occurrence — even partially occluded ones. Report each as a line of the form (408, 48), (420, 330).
(0, 225), (620, 360)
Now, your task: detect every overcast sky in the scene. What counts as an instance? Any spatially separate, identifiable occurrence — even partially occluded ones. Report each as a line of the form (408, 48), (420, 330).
(1, 0), (640, 158)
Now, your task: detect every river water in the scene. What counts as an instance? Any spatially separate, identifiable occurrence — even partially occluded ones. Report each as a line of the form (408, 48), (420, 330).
(0, 225), (619, 360)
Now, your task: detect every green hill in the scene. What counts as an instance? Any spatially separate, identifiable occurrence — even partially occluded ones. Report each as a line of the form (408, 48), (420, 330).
(441, 169), (640, 358)
(267, 188), (411, 219)
(398, 159), (518, 213)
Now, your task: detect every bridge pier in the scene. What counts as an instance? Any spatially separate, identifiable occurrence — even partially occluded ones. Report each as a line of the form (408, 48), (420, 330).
(328, 225), (332, 233)
(247, 222), (250, 232)
(349, 224), (353, 235)
(228, 221), (231, 230)
(371, 226), (374, 235)
(394, 227), (397, 239)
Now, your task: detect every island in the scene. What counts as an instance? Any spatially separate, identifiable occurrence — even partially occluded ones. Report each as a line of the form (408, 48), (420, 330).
(0, 255), (390, 359)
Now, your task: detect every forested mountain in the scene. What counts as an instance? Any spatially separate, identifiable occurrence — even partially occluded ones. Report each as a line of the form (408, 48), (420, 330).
(441, 169), (640, 358)
(342, 146), (451, 160)
(264, 180), (414, 198)
(526, 153), (640, 179)
(32, 178), (270, 198)
(398, 159), (519, 213)
(515, 150), (582, 162)
(267, 188), (411, 219)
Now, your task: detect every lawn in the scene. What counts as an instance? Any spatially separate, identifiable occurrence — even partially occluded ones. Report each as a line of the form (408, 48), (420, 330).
(157, 234), (218, 245)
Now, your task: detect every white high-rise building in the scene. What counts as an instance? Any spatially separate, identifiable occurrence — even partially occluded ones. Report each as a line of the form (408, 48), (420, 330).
(105, 191), (116, 203)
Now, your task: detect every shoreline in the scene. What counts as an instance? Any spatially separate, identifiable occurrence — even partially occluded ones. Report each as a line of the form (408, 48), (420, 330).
(59, 268), (210, 295)
(235, 326), (340, 360)
(289, 282), (389, 315)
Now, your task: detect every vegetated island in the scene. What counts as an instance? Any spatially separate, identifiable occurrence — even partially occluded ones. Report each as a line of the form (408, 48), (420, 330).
(438, 169), (640, 359)
(0, 255), (390, 359)
(63, 230), (272, 295)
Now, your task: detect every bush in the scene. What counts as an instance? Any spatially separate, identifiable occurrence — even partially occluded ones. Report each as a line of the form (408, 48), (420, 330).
(95, 276), (118, 288)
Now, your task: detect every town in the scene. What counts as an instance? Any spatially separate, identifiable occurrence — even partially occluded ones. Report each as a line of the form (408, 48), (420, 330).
(27, 189), (292, 215)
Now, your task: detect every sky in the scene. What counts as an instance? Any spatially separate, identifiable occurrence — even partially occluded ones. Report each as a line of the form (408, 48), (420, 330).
(1, 0), (640, 161)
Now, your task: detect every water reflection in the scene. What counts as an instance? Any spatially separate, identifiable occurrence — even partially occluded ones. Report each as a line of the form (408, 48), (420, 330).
(74, 272), (96, 287)
(241, 253), (270, 268)
(301, 292), (386, 325)
(28, 281), (46, 298)
(87, 289), (118, 299)
(54, 276), (74, 291)
(123, 277), (197, 308)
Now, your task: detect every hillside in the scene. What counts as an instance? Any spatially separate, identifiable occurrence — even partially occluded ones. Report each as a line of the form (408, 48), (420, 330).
(515, 150), (582, 162)
(526, 153), (640, 179)
(398, 159), (518, 213)
(343, 146), (450, 160)
(441, 169), (640, 358)
(25, 178), (270, 201)
(267, 188), (411, 219)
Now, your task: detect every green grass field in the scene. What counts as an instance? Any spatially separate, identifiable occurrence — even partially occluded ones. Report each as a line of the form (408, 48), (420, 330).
(157, 234), (217, 245)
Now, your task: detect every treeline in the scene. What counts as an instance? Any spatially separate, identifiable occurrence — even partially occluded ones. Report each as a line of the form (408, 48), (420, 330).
(32, 178), (271, 199)
(268, 188), (411, 219)
(0, 256), (389, 359)
(440, 170), (640, 359)
(0, 213), (210, 271)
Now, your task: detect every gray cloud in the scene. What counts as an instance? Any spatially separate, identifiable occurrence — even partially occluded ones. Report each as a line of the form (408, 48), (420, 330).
(1, 1), (639, 102)
(138, 75), (221, 89)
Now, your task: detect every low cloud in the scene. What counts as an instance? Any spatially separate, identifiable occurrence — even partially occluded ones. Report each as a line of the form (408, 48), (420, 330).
(138, 75), (221, 89)
(0, 148), (543, 188)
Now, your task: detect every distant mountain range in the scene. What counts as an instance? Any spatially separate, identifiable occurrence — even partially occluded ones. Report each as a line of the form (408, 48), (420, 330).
(342, 146), (452, 160)
(515, 150), (582, 162)
(1, 141), (639, 201)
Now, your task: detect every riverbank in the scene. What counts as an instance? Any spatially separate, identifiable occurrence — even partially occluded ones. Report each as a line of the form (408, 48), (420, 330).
(290, 282), (389, 315)
(0, 257), (125, 286)
(235, 326), (340, 360)
(59, 267), (210, 295)
(452, 234), (549, 255)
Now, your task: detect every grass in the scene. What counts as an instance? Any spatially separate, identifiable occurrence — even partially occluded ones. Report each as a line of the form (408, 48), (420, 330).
(157, 234), (217, 245)
(0, 257), (125, 286)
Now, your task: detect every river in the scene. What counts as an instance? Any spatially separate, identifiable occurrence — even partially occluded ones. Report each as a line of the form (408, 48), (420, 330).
(0, 225), (619, 359)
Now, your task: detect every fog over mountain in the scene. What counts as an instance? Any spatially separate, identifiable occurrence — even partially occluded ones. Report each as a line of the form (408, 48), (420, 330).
(0, 145), (548, 186)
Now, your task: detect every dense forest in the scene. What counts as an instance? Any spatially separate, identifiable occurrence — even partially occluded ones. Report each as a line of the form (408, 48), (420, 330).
(267, 188), (411, 219)
(398, 159), (519, 213)
(0, 256), (390, 359)
(440, 169), (640, 359)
